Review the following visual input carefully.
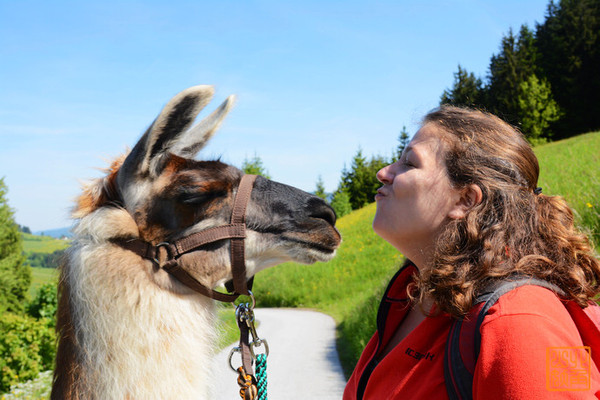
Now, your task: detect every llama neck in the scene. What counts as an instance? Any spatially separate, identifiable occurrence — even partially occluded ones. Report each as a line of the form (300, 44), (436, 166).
(54, 209), (219, 399)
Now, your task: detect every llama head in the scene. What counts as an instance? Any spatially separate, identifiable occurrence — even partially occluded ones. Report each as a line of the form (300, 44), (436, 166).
(75, 85), (341, 291)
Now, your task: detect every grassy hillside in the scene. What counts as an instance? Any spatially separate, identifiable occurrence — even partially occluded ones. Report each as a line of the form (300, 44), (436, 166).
(253, 131), (600, 378)
(535, 131), (600, 247)
(22, 233), (70, 255)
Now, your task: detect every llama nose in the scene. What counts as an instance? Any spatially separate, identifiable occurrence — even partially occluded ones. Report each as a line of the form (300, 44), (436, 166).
(307, 197), (337, 226)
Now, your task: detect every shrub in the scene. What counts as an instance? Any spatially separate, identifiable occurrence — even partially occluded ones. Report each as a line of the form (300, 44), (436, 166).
(27, 283), (57, 326)
(0, 313), (56, 393)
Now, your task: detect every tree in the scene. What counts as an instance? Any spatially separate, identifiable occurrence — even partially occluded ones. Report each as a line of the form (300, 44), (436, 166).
(440, 65), (484, 107)
(396, 126), (410, 161)
(314, 175), (328, 201)
(517, 74), (561, 145)
(18, 225), (31, 234)
(341, 149), (388, 210)
(241, 153), (271, 179)
(342, 149), (371, 210)
(536, 0), (600, 138)
(330, 189), (352, 218)
(486, 25), (540, 124)
(0, 178), (31, 313)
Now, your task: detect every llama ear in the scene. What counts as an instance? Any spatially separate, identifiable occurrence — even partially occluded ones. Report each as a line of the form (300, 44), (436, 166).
(139, 85), (215, 173)
(169, 94), (236, 159)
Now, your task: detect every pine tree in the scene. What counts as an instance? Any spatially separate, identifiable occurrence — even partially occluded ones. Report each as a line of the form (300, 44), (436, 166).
(314, 175), (328, 201)
(396, 126), (410, 161)
(440, 65), (484, 107)
(343, 149), (370, 210)
(486, 25), (539, 124)
(341, 149), (388, 210)
(330, 189), (352, 218)
(241, 153), (271, 179)
(536, 0), (600, 137)
(0, 178), (31, 313)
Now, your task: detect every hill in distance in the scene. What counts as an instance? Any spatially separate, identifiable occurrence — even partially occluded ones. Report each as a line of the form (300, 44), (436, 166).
(33, 226), (73, 239)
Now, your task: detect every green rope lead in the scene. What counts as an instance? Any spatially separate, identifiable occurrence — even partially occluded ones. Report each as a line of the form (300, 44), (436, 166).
(255, 353), (267, 400)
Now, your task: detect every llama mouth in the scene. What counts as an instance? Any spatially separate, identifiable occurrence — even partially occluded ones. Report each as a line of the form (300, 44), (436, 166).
(282, 236), (340, 258)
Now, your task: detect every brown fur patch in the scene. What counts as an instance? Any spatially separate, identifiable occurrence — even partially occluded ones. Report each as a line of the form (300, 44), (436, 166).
(134, 156), (237, 243)
(73, 155), (126, 219)
(52, 272), (81, 400)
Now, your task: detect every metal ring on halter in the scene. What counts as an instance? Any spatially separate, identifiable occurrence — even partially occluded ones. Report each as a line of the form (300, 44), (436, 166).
(245, 290), (256, 309)
(250, 339), (269, 360)
(153, 242), (172, 264)
(228, 346), (242, 372)
(234, 291), (256, 315)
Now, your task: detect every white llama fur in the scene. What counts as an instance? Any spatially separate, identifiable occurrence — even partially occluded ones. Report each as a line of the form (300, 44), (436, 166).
(66, 207), (219, 399)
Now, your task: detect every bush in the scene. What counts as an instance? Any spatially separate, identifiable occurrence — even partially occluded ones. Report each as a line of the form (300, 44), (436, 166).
(27, 283), (57, 327)
(0, 313), (56, 393)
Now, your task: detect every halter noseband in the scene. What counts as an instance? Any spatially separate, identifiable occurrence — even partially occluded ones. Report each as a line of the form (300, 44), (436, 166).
(113, 174), (258, 302)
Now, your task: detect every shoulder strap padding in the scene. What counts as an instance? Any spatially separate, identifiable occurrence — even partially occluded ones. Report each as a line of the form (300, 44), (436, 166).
(444, 276), (565, 400)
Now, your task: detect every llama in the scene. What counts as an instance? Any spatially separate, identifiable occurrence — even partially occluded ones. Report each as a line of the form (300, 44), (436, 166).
(52, 85), (341, 399)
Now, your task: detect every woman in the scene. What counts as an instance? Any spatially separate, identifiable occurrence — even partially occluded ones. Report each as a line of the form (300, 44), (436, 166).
(343, 106), (600, 399)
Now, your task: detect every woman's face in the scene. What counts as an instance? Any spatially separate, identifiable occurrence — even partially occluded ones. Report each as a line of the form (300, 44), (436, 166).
(373, 123), (461, 266)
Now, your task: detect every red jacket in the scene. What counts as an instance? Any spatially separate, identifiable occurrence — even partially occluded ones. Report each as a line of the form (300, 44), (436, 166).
(343, 263), (600, 399)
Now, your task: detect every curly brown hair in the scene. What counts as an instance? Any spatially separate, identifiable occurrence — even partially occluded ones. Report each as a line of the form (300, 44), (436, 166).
(412, 105), (600, 319)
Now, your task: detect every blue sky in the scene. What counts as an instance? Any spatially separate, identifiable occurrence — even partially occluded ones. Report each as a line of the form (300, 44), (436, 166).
(0, 0), (550, 232)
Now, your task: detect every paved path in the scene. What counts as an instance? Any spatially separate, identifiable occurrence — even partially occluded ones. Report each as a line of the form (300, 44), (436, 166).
(213, 308), (347, 399)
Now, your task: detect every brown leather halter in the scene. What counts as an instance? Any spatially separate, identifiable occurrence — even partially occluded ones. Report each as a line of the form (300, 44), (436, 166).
(112, 174), (258, 302)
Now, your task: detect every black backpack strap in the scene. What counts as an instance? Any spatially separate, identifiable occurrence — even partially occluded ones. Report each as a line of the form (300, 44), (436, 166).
(444, 277), (563, 400)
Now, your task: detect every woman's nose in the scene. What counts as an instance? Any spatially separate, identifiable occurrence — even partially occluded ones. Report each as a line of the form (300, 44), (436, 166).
(376, 164), (394, 184)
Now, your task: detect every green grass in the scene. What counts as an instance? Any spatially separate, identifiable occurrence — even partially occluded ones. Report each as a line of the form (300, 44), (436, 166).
(21, 233), (70, 255)
(535, 131), (600, 246)
(29, 267), (59, 298)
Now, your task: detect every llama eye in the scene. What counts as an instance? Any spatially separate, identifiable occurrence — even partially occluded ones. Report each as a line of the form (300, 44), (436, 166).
(178, 190), (225, 205)
(180, 194), (208, 205)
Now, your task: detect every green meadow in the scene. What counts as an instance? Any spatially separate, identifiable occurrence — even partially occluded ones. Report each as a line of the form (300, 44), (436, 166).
(22, 234), (67, 297)
(535, 131), (600, 246)
(22, 233), (70, 255)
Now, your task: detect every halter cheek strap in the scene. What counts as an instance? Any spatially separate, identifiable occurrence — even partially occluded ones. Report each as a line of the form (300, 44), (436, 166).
(112, 174), (258, 303)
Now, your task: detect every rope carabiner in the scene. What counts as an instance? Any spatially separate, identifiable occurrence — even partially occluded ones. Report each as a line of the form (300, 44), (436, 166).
(230, 292), (268, 400)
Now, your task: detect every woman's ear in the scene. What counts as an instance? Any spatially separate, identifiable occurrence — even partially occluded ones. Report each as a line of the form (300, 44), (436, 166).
(448, 184), (483, 219)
